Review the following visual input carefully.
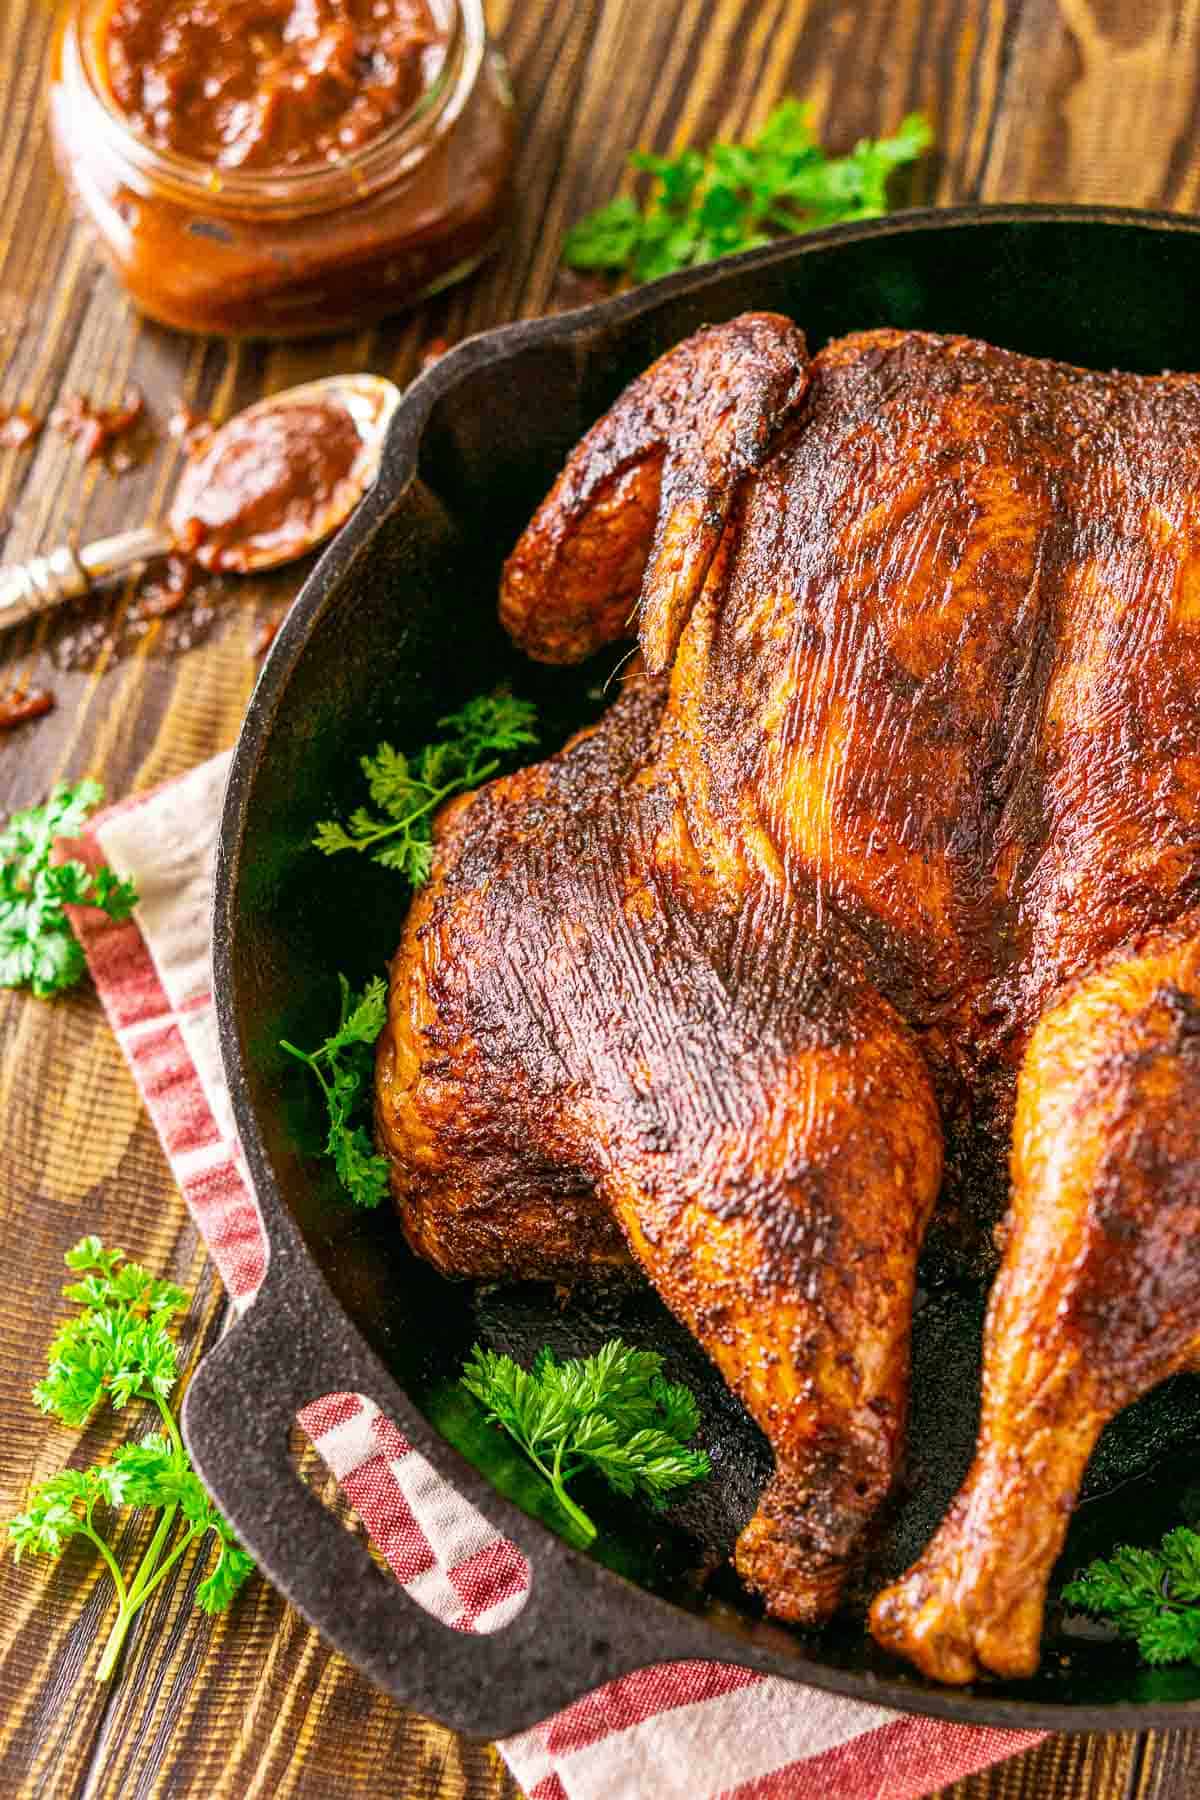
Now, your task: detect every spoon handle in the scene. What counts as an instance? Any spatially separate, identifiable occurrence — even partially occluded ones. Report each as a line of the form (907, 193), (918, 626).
(0, 524), (175, 630)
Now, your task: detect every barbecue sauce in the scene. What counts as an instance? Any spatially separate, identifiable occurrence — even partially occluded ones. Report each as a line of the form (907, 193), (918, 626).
(104, 0), (444, 170)
(171, 396), (364, 571)
(0, 689), (55, 730)
(49, 0), (515, 338)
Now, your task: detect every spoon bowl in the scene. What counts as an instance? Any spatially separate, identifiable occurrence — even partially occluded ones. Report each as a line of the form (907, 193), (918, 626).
(169, 374), (403, 574)
(0, 372), (403, 628)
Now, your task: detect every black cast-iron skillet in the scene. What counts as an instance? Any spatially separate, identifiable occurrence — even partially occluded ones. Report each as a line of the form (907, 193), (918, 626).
(189, 205), (1200, 1739)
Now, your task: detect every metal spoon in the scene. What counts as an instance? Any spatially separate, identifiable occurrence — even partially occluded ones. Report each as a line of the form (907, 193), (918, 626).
(0, 373), (402, 630)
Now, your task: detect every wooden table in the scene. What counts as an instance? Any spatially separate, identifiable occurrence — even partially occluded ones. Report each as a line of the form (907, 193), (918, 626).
(2, 0), (1200, 1793)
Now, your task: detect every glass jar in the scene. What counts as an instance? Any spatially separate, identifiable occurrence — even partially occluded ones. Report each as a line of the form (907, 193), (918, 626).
(48, 0), (516, 339)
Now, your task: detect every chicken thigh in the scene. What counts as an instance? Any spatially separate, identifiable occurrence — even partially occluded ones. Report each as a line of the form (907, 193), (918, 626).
(377, 314), (1200, 1664)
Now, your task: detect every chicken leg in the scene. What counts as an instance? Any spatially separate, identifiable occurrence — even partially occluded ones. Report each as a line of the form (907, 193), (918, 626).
(871, 916), (1200, 1681)
(588, 953), (943, 1623)
(379, 636), (943, 1621)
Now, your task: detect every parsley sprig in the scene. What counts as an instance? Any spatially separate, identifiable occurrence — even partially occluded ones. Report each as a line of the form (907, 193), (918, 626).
(8, 1240), (254, 1682)
(280, 974), (391, 1209)
(312, 694), (539, 887)
(293, 695), (538, 1201)
(461, 1340), (710, 1544)
(1062, 1527), (1200, 1666)
(563, 100), (932, 285)
(0, 781), (138, 997)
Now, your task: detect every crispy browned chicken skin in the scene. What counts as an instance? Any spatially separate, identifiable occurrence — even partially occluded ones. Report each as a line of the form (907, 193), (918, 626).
(376, 315), (1200, 1668)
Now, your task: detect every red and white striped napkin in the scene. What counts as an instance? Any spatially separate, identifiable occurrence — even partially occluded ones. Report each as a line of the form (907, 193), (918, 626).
(59, 752), (1045, 1799)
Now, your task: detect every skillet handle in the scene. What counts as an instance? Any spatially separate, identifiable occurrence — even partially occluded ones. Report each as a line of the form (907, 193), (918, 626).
(182, 1263), (728, 1739)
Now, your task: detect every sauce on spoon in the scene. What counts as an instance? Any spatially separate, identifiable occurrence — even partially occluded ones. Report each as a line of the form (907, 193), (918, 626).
(169, 374), (401, 573)
(172, 395), (365, 572)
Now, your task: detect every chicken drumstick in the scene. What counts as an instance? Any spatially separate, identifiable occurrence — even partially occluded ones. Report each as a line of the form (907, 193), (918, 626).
(872, 919), (1200, 1681)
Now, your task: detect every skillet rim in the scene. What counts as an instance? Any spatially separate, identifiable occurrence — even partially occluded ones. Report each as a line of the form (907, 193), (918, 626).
(206, 201), (1200, 1735)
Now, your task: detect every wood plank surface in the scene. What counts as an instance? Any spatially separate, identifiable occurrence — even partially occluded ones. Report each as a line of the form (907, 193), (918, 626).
(2, 0), (1200, 1794)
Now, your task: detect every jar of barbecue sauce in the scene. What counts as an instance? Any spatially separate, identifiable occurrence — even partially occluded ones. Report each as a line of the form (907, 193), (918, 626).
(48, 0), (515, 338)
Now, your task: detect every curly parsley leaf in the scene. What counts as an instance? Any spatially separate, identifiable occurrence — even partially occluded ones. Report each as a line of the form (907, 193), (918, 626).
(563, 101), (933, 285)
(311, 692), (538, 885)
(280, 973), (391, 1209)
(196, 1532), (257, 1614)
(10, 1468), (106, 1560)
(7, 1241), (254, 1682)
(1062, 1526), (1200, 1667)
(295, 695), (539, 1202)
(61, 1234), (188, 1320)
(0, 782), (138, 998)
(461, 1339), (710, 1543)
(33, 1305), (181, 1425)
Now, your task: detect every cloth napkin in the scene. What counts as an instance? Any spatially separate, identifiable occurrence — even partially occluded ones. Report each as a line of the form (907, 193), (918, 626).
(60, 751), (1045, 1800)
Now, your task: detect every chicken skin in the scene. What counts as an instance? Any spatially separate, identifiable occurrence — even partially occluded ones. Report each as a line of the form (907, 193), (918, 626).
(376, 314), (1200, 1667)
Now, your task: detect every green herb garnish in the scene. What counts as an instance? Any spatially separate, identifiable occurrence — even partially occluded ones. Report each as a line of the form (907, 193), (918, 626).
(1062, 1527), (1200, 1666)
(461, 1340), (710, 1544)
(563, 100), (932, 285)
(280, 973), (390, 1209)
(0, 781), (138, 997)
(8, 1239), (254, 1682)
(312, 693), (539, 887)
(295, 695), (538, 1201)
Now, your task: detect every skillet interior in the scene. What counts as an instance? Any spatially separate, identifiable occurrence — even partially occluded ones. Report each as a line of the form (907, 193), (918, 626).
(210, 207), (1200, 1729)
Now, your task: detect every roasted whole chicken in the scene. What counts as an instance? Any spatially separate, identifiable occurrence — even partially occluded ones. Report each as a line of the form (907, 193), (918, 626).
(375, 314), (1200, 1684)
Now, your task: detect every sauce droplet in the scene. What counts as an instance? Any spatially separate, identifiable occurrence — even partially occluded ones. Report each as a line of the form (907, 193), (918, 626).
(0, 406), (42, 451)
(0, 687), (55, 730)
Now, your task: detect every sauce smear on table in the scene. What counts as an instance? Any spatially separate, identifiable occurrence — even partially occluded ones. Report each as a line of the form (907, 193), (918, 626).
(0, 688), (55, 730)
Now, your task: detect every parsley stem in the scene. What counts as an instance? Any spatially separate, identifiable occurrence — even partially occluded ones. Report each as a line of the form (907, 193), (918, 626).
(128, 1523), (202, 1607)
(280, 1041), (340, 1147)
(280, 1040), (317, 1068)
(82, 1505), (128, 1610)
(154, 1393), (185, 1460)
(280, 1040), (329, 1089)
(95, 1503), (177, 1684)
(125, 1503), (177, 1609)
(96, 1601), (136, 1684)
(485, 1417), (597, 1543)
(554, 1493), (596, 1542)
(548, 1440), (597, 1544)
(340, 759), (503, 852)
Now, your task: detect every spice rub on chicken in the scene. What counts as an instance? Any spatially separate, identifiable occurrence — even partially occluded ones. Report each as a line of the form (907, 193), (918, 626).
(375, 314), (1200, 1679)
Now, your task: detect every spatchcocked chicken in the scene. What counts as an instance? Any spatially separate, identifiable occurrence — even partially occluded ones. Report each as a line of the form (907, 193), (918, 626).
(375, 314), (1200, 1685)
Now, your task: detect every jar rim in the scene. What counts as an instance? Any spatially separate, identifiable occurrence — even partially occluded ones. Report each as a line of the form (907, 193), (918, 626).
(65, 0), (484, 216)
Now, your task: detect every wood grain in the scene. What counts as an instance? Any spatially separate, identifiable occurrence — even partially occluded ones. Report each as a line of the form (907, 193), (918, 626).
(2, 1), (1200, 1795)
